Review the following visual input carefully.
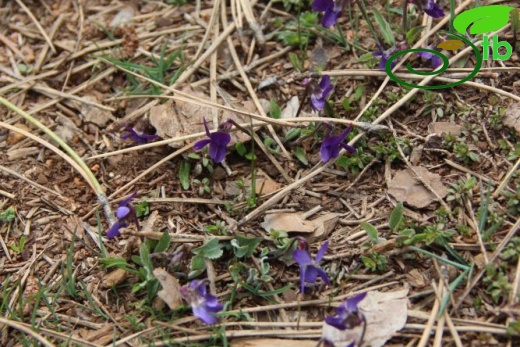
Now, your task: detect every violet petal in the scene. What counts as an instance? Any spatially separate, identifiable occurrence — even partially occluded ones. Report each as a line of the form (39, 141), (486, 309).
(322, 8), (340, 27)
(315, 241), (329, 262)
(293, 249), (312, 266)
(107, 221), (125, 239)
(193, 139), (211, 151)
(116, 206), (130, 219)
(312, 0), (334, 11)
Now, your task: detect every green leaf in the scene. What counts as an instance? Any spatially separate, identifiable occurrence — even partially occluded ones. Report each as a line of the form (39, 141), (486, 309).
(453, 5), (514, 35)
(192, 238), (223, 259)
(478, 184), (491, 232)
(269, 98), (282, 119)
(389, 202), (404, 231)
(245, 152), (257, 161)
(284, 128), (301, 142)
(405, 26), (424, 46)
(231, 235), (262, 258)
(17, 64), (33, 75)
(352, 85), (365, 102)
(361, 255), (376, 271)
(179, 160), (190, 190)
(235, 142), (247, 157)
(135, 200), (150, 218)
(342, 98), (353, 111)
(468, 152), (480, 162)
(288, 52), (303, 72)
(360, 222), (379, 243)
(358, 52), (377, 63)
(293, 147), (308, 165)
(0, 207), (15, 222)
(139, 243), (155, 282)
(229, 262), (247, 282)
(154, 231), (171, 253)
(241, 283), (293, 298)
(189, 254), (206, 278)
(335, 155), (349, 169)
(373, 8), (395, 45)
(264, 137), (280, 154)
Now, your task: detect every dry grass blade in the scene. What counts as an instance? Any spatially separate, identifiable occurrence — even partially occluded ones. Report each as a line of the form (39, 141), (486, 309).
(0, 317), (55, 347)
(0, 164), (64, 198)
(0, 121), (97, 193)
(454, 217), (520, 311)
(323, 70), (520, 103)
(354, 0), (475, 122)
(2, 1), (519, 345)
(14, 0), (56, 53)
(493, 158), (520, 198)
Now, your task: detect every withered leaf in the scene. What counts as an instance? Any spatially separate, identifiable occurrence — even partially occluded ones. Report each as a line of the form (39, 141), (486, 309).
(153, 268), (183, 310)
(388, 166), (448, 209)
(322, 289), (408, 347)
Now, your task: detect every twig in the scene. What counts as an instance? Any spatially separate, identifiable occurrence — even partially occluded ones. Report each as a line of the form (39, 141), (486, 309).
(417, 281), (441, 347)
(353, 0), (475, 123)
(0, 32), (26, 62)
(0, 101), (114, 226)
(0, 317), (55, 347)
(15, 0), (56, 53)
(444, 159), (498, 186)
(239, 0), (266, 44)
(453, 217), (520, 311)
(493, 158), (520, 198)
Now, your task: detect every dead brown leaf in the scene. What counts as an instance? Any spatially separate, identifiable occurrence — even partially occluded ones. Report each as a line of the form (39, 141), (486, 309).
(428, 122), (463, 136)
(149, 87), (251, 147)
(153, 268), (183, 310)
(260, 212), (339, 235)
(388, 166), (448, 209)
(103, 268), (128, 287)
(322, 289), (408, 347)
(406, 268), (427, 288)
(79, 93), (113, 127)
(281, 96), (300, 119)
(504, 102), (520, 135)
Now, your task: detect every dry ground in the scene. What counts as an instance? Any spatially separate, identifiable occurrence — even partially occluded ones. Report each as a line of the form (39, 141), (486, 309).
(0, 0), (519, 346)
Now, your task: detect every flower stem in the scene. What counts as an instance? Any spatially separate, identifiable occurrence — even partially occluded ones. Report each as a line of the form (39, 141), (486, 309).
(0, 96), (115, 224)
(402, 0), (409, 39)
(449, 0), (456, 33)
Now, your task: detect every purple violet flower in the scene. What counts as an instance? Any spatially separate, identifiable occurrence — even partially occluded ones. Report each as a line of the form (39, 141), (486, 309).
(303, 75), (333, 112)
(417, 47), (443, 69)
(325, 292), (367, 330)
(372, 48), (395, 71)
(293, 240), (330, 293)
(106, 192), (139, 238)
(312, 0), (348, 27)
(372, 41), (408, 71)
(193, 118), (232, 163)
(321, 339), (355, 347)
(320, 127), (356, 163)
(411, 0), (445, 18)
(180, 280), (223, 325)
(121, 125), (158, 145)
